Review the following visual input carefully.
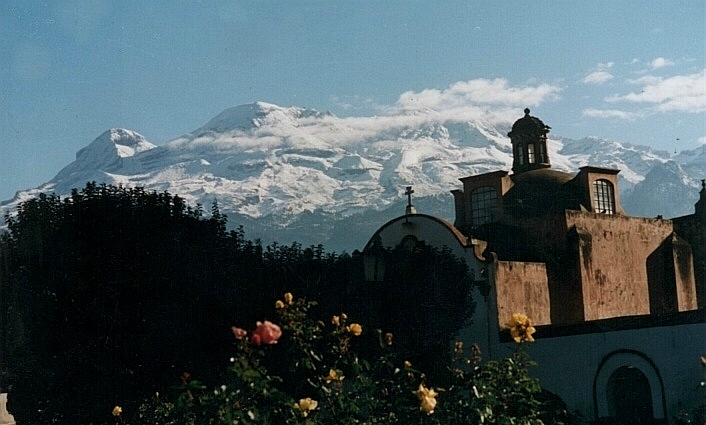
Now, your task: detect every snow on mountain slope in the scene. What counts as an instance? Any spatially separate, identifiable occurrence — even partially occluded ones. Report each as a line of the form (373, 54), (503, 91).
(57, 128), (157, 179)
(2, 102), (704, 252)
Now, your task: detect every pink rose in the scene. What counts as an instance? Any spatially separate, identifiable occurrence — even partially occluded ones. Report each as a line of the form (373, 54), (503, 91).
(251, 320), (282, 346)
(231, 326), (247, 340)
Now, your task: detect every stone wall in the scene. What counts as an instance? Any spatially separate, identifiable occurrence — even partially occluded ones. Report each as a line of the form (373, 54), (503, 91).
(566, 211), (682, 320)
(494, 260), (551, 326)
(673, 213), (706, 307)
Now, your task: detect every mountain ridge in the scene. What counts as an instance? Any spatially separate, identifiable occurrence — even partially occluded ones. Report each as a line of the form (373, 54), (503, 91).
(2, 102), (703, 252)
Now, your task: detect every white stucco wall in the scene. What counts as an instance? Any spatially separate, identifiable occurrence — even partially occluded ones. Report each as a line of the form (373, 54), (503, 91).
(515, 322), (706, 420)
(456, 264), (705, 421)
(459, 285), (706, 421)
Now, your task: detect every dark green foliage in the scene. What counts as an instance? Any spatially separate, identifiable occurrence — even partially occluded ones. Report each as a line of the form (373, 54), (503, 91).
(370, 241), (475, 384)
(0, 182), (474, 424)
(1, 184), (238, 423)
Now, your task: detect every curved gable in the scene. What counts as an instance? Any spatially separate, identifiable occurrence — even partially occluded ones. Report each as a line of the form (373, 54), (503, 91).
(365, 214), (469, 257)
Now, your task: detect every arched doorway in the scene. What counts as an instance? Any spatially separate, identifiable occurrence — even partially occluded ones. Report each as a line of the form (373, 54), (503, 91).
(594, 350), (666, 423)
(606, 366), (653, 423)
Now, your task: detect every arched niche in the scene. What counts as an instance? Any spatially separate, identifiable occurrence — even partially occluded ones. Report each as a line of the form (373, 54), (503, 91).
(593, 350), (666, 422)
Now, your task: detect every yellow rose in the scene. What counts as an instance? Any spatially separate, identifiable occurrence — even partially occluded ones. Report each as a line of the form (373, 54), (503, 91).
(275, 300), (285, 309)
(331, 315), (340, 326)
(325, 368), (344, 383)
(347, 323), (362, 336)
(294, 397), (318, 417)
(112, 406), (122, 417)
(284, 292), (293, 304)
(414, 384), (438, 414)
(506, 313), (536, 343)
(420, 395), (437, 414)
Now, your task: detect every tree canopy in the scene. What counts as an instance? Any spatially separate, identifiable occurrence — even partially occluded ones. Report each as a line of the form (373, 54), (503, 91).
(0, 182), (475, 424)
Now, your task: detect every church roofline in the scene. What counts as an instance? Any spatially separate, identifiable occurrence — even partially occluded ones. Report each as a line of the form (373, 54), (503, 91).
(578, 165), (620, 175)
(364, 213), (469, 251)
(459, 170), (509, 183)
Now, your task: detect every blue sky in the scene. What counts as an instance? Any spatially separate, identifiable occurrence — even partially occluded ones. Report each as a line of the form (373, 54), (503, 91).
(1, 0), (704, 201)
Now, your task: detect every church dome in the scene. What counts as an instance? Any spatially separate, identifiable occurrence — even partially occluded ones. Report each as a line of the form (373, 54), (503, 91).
(503, 168), (585, 217)
(508, 108), (551, 138)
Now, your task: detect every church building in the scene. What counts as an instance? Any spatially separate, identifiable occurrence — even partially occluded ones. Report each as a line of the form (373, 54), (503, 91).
(364, 109), (706, 423)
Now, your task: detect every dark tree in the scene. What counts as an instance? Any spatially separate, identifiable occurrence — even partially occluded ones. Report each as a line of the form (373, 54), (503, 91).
(371, 242), (475, 383)
(0, 182), (474, 424)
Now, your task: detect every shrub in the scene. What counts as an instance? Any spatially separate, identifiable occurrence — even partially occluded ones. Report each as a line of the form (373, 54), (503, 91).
(115, 293), (563, 425)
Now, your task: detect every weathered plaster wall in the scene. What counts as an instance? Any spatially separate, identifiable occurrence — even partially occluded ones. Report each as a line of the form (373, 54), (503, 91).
(517, 214), (569, 252)
(494, 261), (551, 326)
(673, 214), (706, 308)
(672, 234), (697, 311)
(567, 211), (676, 320)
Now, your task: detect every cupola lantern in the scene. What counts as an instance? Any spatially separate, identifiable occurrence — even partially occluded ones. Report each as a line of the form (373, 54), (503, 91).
(508, 108), (551, 174)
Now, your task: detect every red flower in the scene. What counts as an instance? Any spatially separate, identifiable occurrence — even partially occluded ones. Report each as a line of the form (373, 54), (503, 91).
(251, 320), (282, 346)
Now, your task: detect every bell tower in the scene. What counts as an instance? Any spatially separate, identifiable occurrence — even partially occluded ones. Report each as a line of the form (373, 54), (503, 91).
(508, 108), (551, 174)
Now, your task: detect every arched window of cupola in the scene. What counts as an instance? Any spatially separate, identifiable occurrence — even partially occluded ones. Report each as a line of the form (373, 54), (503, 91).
(471, 186), (498, 227)
(536, 141), (546, 163)
(527, 143), (536, 163)
(593, 179), (615, 214)
(516, 144), (525, 165)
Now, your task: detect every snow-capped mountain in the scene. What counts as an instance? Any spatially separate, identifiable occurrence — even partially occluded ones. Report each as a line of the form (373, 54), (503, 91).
(2, 102), (704, 252)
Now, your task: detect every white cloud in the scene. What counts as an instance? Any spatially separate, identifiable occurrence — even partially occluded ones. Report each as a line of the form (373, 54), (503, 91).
(330, 95), (378, 112)
(583, 71), (614, 85)
(285, 79), (564, 146)
(698, 136), (706, 146)
(650, 57), (674, 69)
(582, 62), (615, 85)
(391, 78), (561, 116)
(582, 108), (643, 121)
(605, 69), (706, 113)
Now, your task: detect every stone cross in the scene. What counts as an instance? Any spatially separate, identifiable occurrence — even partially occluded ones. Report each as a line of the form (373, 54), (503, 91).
(405, 186), (414, 207)
(404, 186), (417, 215)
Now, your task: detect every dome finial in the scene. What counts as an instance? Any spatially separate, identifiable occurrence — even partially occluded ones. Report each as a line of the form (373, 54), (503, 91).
(524, 108), (530, 116)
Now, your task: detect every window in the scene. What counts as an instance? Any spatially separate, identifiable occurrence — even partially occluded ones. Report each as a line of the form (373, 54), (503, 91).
(593, 179), (615, 214)
(516, 145), (524, 165)
(527, 143), (535, 163)
(537, 142), (545, 163)
(471, 186), (498, 226)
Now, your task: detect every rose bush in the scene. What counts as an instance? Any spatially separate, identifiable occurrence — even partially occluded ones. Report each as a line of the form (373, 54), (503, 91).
(123, 293), (571, 424)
